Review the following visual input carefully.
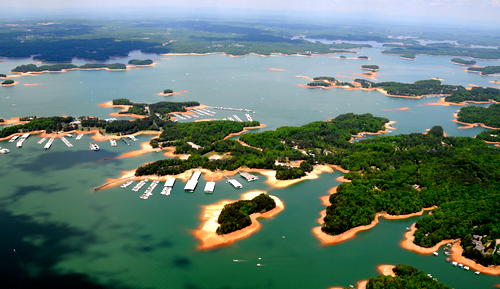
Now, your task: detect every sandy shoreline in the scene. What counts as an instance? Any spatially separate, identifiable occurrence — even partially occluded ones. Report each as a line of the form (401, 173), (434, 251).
(223, 124), (266, 140)
(451, 241), (500, 275)
(377, 265), (396, 277)
(401, 223), (453, 254)
(452, 112), (500, 130)
(194, 191), (284, 250)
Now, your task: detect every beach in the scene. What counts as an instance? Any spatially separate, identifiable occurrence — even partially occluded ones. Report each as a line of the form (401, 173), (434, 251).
(194, 190), (284, 250)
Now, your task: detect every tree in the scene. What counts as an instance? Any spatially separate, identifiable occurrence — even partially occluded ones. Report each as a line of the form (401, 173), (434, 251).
(2, 79), (14, 85)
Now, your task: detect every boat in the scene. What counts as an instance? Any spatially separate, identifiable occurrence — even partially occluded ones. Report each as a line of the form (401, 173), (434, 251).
(110, 139), (117, 147)
(464, 266), (469, 271)
(433, 252), (438, 256)
(0, 147), (10, 154)
(90, 143), (100, 151)
(129, 135), (138, 141)
(452, 261), (458, 266)
(475, 271), (480, 275)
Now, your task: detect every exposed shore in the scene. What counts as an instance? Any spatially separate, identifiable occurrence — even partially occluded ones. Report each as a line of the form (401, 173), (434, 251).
(1, 81), (19, 87)
(194, 190), (284, 250)
(377, 264), (396, 277)
(452, 112), (500, 130)
(401, 223), (453, 254)
(223, 123), (266, 140)
(450, 241), (500, 275)
(313, 185), (438, 246)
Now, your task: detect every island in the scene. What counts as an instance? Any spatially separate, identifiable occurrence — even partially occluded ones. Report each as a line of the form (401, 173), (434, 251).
(456, 103), (500, 128)
(312, 125), (500, 271)
(361, 65), (379, 71)
(358, 56), (369, 59)
(11, 63), (127, 74)
(451, 58), (477, 65)
(136, 113), (389, 181)
(194, 191), (284, 249)
(163, 89), (173, 94)
(382, 43), (500, 60)
(0, 73), (6, 78)
(1, 79), (15, 85)
(467, 66), (500, 76)
(128, 59), (153, 66)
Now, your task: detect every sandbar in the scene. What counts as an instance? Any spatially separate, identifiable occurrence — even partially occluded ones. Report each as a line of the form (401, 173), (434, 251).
(1, 81), (19, 87)
(156, 91), (180, 96)
(351, 72), (377, 81)
(383, 107), (409, 111)
(23, 83), (41, 86)
(294, 75), (312, 80)
(377, 265), (396, 277)
(195, 118), (217, 122)
(450, 241), (500, 275)
(194, 190), (284, 250)
(268, 68), (285, 71)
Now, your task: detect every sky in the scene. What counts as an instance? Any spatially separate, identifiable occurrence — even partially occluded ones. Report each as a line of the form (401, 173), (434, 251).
(2, 0), (500, 24)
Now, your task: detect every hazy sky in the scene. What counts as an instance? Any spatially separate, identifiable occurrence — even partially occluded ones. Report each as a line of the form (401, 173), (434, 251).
(3, 0), (500, 22)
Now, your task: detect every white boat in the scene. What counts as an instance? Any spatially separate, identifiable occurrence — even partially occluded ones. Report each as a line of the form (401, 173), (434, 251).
(129, 135), (138, 141)
(433, 252), (438, 256)
(0, 147), (10, 154)
(90, 143), (100, 151)
(464, 266), (469, 271)
(452, 261), (458, 266)
(110, 139), (117, 147)
(475, 271), (480, 275)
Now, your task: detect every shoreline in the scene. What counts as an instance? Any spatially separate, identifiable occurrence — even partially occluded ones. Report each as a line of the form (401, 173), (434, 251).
(400, 222), (453, 254)
(313, 186), (438, 246)
(452, 112), (500, 130)
(450, 241), (500, 275)
(223, 124), (266, 140)
(377, 265), (396, 277)
(193, 191), (284, 250)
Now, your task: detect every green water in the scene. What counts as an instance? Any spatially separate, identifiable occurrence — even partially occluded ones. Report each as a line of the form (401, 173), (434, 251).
(1, 49), (500, 288)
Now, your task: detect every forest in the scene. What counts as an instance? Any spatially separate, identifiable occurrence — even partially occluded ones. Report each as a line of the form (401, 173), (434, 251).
(382, 43), (500, 60)
(354, 79), (465, 96)
(2, 79), (14, 85)
(475, 129), (500, 142)
(216, 193), (276, 235)
(444, 86), (500, 103)
(361, 65), (379, 70)
(451, 58), (476, 65)
(0, 116), (76, 137)
(467, 66), (500, 75)
(128, 59), (153, 65)
(319, 126), (500, 266)
(11, 63), (126, 73)
(364, 264), (452, 289)
(456, 103), (500, 128)
(137, 113), (388, 180)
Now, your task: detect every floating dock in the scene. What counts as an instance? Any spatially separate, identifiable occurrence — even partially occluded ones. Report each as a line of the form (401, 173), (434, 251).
(38, 137), (47, 144)
(212, 106), (255, 113)
(161, 178), (176, 195)
(233, 115), (243, 122)
(44, 138), (54, 149)
(228, 179), (243, 189)
(184, 171), (201, 192)
(121, 137), (132, 146)
(132, 179), (148, 192)
(16, 133), (30, 148)
(245, 114), (253, 121)
(204, 181), (216, 193)
(110, 139), (117, 147)
(9, 135), (20, 143)
(240, 172), (258, 182)
(61, 137), (73, 147)
(76, 134), (84, 140)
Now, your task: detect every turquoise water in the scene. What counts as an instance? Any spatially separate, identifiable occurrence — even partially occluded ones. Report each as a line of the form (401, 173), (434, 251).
(1, 49), (500, 288)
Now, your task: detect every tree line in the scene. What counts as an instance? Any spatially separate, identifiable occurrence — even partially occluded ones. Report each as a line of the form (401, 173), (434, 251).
(457, 103), (500, 128)
(11, 63), (126, 73)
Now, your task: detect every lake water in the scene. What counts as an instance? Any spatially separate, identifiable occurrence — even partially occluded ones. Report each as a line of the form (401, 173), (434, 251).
(1, 48), (500, 288)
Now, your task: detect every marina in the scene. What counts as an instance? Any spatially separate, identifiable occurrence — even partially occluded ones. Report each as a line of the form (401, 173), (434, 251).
(132, 178), (148, 192)
(211, 106), (255, 113)
(16, 133), (30, 148)
(204, 181), (216, 193)
(227, 178), (243, 189)
(161, 178), (176, 195)
(184, 171), (201, 192)
(61, 137), (73, 147)
(240, 172), (259, 182)
(121, 136), (132, 145)
(44, 137), (54, 149)
(120, 180), (134, 188)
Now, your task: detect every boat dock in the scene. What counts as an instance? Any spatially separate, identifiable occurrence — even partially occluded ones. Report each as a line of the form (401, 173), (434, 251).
(204, 181), (216, 193)
(76, 134), (84, 140)
(16, 133), (30, 148)
(161, 178), (176, 195)
(132, 179), (148, 192)
(233, 115), (243, 122)
(9, 135), (20, 143)
(240, 172), (258, 181)
(140, 180), (159, 199)
(121, 137), (132, 146)
(212, 106), (255, 113)
(227, 179), (243, 189)
(44, 138), (54, 149)
(227, 117), (234, 121)
(38, 137), (47, 144)
(245, 114), (253, 121)
(110, 139), (117, 147)
(184, 171), (201, 192)
(129, 135), (138, 141)
(61, 137), (73, 147)
(120, 180), (134, 188)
